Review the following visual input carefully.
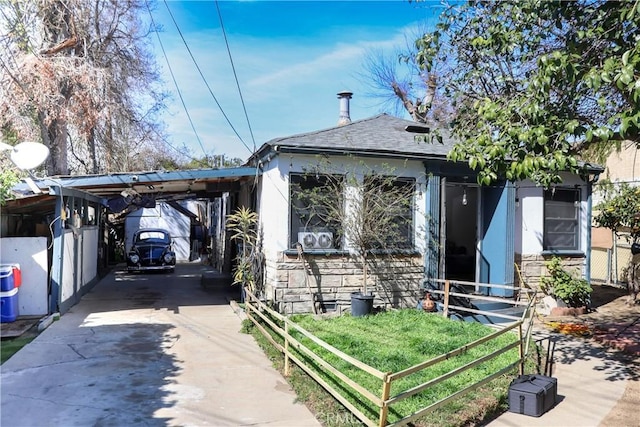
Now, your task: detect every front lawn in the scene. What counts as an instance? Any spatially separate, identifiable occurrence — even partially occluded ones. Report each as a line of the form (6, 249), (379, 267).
(246, 308), (525, 426)
(1, 335), (36, 364)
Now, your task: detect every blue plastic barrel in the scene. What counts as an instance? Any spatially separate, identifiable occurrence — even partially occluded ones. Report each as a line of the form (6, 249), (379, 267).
(1, 287), (18, 322)
(0, 266), (15, 291)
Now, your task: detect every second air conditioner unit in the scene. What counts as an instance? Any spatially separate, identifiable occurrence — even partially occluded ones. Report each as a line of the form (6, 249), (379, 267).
(298, 231), (334, 250)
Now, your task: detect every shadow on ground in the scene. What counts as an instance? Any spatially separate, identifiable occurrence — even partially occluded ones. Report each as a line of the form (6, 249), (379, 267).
(1, 322), (181, 426)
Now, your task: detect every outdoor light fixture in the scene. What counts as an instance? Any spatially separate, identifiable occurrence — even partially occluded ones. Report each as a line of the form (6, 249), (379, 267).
(462, 188), (468, 206)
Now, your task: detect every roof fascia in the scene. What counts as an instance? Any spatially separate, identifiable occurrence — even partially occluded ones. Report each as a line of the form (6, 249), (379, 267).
(275, 146), (448, 162)
(48, 185), (105, 204)
(40, 166), (259, 188)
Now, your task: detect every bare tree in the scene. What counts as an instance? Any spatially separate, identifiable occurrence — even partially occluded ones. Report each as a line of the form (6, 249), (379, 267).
(360, 24), (453, 126)
(294, 159), (417, 297)
(0, 0), (172, 175)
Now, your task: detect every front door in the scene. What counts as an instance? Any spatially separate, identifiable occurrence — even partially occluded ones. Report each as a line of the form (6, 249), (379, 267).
(478, 182), (515, 296)
(444, 183), (477, 283)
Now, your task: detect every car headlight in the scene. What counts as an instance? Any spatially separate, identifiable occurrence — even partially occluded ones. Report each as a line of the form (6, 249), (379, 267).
(129, 254), (140, 263)
(163, 253), (174, 263)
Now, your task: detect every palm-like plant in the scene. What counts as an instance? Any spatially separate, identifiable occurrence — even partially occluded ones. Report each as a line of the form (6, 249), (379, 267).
(226, 207), (261, 294)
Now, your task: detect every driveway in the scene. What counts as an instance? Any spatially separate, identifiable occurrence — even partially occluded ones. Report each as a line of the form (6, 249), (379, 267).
(1, 264), (320, 427)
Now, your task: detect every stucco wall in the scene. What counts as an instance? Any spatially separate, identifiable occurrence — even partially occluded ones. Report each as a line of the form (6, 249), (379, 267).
(599, 143), (639, 185)
(515, 174), (590, 256)
(257, 154), (428, 314)
(0, 237), (48, 316)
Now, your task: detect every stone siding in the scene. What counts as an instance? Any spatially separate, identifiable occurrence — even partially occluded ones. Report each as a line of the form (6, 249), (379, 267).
(264, 252), (424, 314)
(515, 253), (586, 294)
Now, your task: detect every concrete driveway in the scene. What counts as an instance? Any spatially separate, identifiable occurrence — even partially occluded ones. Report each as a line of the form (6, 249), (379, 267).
(1, 265), (320, 427)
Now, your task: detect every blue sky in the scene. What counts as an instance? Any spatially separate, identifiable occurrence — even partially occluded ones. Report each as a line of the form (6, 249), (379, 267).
(149, 1), (439, 162)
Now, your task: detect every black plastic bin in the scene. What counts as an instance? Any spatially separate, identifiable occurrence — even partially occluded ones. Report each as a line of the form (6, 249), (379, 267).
(350, 292), (374, 317)
(508, 374), (558, 417)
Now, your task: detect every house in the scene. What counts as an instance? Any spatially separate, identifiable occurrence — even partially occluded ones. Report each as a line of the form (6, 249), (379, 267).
(1, 93), (603, 318)
(246, 92), (603, 314)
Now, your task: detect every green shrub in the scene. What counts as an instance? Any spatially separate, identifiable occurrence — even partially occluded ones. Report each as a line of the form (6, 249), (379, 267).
(540, 257), (592, 308)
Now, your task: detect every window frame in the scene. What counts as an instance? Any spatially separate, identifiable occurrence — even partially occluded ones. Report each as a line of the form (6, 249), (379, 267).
(543, 187), (581, 252)
(288, 172), (344, 250)
(363, 175), (416, 251)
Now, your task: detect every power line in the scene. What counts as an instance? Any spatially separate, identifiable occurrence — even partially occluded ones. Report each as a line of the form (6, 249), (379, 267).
(162, 0), (254, 157)
(145, 0), (209, 163)
(215, 0), (257, 154)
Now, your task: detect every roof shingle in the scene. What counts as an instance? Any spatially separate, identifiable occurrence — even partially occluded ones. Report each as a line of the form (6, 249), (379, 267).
(251, 114), (457, 161)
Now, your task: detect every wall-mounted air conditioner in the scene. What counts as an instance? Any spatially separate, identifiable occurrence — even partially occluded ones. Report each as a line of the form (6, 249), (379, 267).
(298, 231), (334, 250)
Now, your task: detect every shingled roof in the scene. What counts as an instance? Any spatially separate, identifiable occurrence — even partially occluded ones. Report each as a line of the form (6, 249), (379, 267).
(249, 114), (458, 164)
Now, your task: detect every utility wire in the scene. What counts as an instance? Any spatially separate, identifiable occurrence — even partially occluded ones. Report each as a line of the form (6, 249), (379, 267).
(215, 0), (257, 154)
(145, 0), (210, 163)
(162, 0), (254, 156)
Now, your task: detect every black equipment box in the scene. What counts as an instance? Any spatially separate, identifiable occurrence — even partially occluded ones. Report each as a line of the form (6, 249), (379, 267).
(508, 374), (557, 417)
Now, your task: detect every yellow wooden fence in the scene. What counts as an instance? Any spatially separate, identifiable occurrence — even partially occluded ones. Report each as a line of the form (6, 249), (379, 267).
(243, 281), (536, 427)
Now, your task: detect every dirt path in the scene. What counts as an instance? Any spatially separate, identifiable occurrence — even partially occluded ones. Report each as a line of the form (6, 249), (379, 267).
(600, 378), (640, 427)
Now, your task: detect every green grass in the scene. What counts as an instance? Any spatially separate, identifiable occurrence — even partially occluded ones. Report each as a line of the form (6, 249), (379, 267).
(245, 309), (529, 426)
(1, 335), (36, 364)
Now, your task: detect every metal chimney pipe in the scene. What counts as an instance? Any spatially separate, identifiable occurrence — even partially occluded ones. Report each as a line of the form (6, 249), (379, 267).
(337, 91), (353, 126)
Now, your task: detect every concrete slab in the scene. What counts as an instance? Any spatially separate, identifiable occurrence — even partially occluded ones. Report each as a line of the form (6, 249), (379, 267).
(487, 329), (639, 427)
(1, 264), (320, 427)
(0, 316), (41, 338)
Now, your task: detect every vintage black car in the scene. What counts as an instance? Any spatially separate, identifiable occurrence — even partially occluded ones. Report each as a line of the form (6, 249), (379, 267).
(127, 228), (176, 273)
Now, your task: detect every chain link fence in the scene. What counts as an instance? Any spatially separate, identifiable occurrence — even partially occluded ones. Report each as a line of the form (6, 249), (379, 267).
(591, 232), (633, 286)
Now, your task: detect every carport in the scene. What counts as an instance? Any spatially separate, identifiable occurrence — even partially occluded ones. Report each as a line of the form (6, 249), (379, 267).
(1, 167), (259, 316)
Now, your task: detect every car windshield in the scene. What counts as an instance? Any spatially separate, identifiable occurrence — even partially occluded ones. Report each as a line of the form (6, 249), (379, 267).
(135, 231), (170, 244)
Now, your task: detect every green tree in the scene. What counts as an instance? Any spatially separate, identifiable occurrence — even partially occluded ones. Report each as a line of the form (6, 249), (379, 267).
(594, 183), (640, 239)
(0, 169), (20, 206)
(387, 0), (639, 187)
(181, 154), (245, 170)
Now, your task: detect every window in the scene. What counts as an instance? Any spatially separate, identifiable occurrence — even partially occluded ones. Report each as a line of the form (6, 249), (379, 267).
(289, 173), (343, 250)
(363, 176), (415, 250)
(544, 188), (580, 251)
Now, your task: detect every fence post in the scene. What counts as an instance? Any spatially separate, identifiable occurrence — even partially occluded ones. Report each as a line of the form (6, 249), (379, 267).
(284, 320), (291, 377)
(378, 373), (392, 427)
(518, 322), (524, 376)
(607, 248), (612, 285)
(443, 280), (450, 318)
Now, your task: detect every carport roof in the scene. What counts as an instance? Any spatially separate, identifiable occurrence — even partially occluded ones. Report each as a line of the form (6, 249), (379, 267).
(13, 166), (260, 199)
(4, 167), (259, 216)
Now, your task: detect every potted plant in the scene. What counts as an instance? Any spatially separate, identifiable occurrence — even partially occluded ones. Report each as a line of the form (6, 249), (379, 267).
(540, 257), (592, 315)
